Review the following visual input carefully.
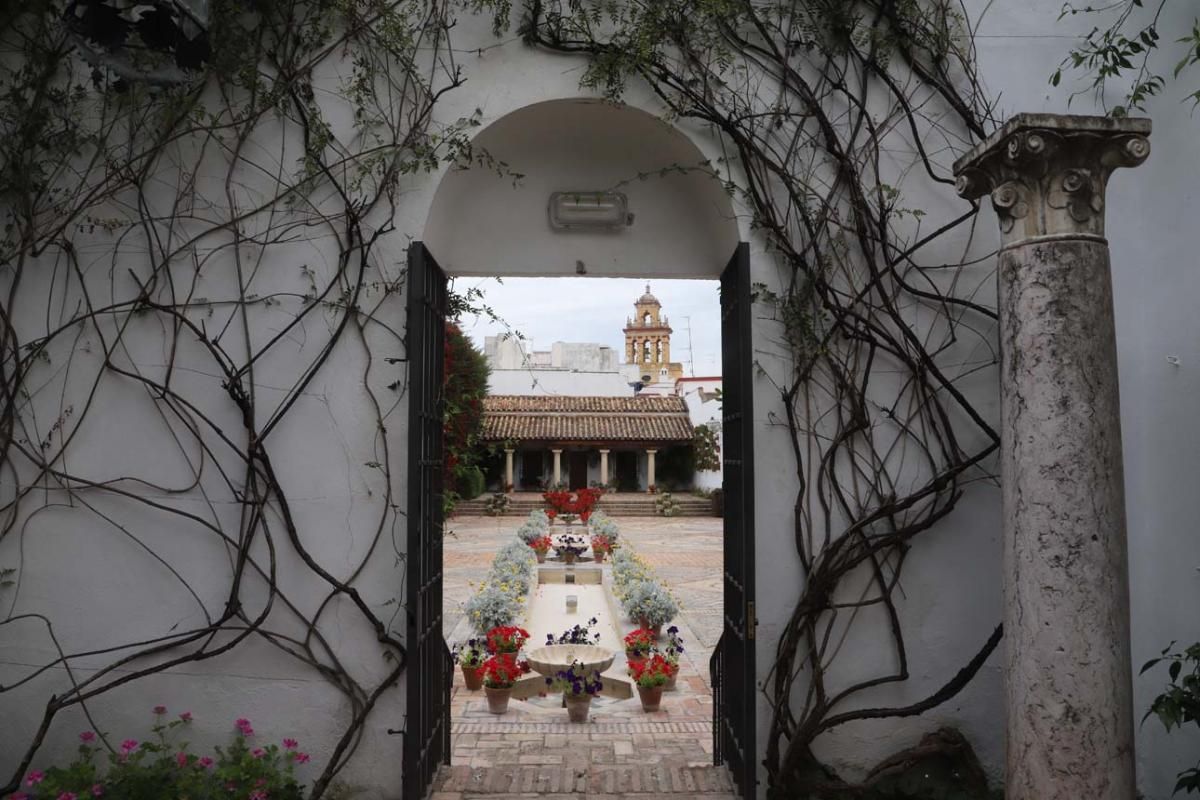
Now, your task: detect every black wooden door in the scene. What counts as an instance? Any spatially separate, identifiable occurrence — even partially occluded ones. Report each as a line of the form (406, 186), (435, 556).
(712, 242), (757, 797)
(403, 242), (452, 800)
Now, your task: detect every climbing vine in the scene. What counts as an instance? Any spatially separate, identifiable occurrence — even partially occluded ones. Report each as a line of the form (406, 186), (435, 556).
(517, 0), (1003, 795)
(0, 0), (503, 796)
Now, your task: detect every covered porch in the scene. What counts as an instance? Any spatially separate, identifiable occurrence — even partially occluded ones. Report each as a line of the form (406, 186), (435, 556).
(480, 395), (694, 493)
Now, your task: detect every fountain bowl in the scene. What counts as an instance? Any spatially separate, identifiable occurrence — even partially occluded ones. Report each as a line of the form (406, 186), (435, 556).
(525, 644), (615, 677)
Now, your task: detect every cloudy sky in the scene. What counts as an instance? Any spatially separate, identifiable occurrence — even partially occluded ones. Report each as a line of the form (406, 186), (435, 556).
(453, 276), (723, 377)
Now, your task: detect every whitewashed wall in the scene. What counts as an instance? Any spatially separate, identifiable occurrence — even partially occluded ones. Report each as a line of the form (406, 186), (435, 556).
(3, 3), (1199, 798)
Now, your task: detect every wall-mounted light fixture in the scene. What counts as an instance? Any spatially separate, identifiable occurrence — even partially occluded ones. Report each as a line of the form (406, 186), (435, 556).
(548, 191), (632, 231)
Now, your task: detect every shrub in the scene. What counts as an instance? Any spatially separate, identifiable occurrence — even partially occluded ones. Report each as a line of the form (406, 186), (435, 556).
(621, 579), (679, 627)
(516, 521), (544, 545)
(460, 466), (486, 500)
(13, 711), (309, 800)
(464, 584), (521, 634)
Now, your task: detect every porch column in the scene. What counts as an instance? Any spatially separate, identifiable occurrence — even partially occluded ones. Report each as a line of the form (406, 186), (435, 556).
(504, 448), (514, 493)
(551, 448), (562, 487)
(954, 113), (1149, 800)
(599, 449), (610, 487)
(646, 449), (657, 492)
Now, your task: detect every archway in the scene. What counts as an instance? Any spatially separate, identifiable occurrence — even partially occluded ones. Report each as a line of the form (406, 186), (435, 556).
(407, 98), (755, 799)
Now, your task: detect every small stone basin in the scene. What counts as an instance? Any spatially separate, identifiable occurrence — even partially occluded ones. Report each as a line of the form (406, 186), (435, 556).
(525, 644), (615, 677)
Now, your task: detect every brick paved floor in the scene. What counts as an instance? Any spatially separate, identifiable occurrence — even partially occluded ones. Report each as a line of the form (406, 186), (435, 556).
(438, 516), (732, 798)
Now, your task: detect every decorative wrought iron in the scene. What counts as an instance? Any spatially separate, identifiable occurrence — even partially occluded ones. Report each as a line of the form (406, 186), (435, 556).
(403, 242), (451, 799)
(714, 242), (757, 798)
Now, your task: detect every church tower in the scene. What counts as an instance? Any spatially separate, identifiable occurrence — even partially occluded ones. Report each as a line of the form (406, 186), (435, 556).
(623, 284), (684, 384)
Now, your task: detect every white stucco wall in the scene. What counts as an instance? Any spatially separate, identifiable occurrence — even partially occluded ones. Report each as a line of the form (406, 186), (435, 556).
(4, 3), (1200, 798)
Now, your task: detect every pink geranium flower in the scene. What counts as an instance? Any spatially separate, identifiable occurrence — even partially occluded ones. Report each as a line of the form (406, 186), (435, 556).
(251, 748), (265, 759)
(176, 752), (188, 767)
(294, 752), (310, 764)
(12, 793), (30, 800)
(249, 792), (268, 800)
(235, 718), (255, 736)
(179, 711), (193, 722)
(25, 771), (44, 786)
(57, 792), (77, 800)
(119, 740), (138, 753)
(282, 738), (298, 750)
(91, 784), (103, 797)
(199, 756), (214, 769)
(153, 705), (167, 715)
(79, 731), (96, 743)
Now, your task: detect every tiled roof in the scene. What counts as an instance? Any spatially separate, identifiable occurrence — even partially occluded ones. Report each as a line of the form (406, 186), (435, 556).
(481, 395), (694, 443)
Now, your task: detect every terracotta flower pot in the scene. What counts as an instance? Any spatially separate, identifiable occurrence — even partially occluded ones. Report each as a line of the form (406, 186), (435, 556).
(535, 551), (546, 564)
(485, 686), (512, 714)
(564, 694), (592, 723)
(637, 684), (664, 712)
(638, 620), (663, 639)
(462, 665), (483, 691)
(665, 667), (678, 691)
(593, 550), (606, 563)
(562, 551), (577, 564)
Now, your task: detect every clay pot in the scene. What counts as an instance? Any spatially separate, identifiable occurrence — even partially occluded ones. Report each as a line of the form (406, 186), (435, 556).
(637, 620), (663, 639)
(593, 550), (606, 563)
(462, 665), (483, 691)
(637, 684), (664, 712)
(665, 666), (678, 691)
(485, 686), (512, 714)
(535, 551), (546, 564)
(564, 694), (592, 723)
(562, 551), (577, 564)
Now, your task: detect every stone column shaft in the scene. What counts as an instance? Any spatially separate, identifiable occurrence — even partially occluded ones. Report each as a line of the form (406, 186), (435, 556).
(955, 113), (1150, 800)
(599, 449), (610, 487)
(504, 448), (515, 493)
(551, 449), (562, 487)
(646, 449), (657, 492)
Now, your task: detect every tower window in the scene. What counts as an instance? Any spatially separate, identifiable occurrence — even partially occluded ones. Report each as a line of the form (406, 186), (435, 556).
(643, 312), (652, 326)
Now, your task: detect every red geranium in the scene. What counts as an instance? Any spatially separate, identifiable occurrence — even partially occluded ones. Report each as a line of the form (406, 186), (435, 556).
(624, 628), (656, 656)
(529, 535), (553, 554)
(481, 654), (531, 688)
(629, 654), (672, 687)
(543, 487), (605, 517)
(487, 625), (531, 654)
(590, 534), (614, 554)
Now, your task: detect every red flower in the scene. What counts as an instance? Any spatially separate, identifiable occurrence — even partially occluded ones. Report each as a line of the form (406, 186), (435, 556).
(624, 628), (656, 654)
(486, 625), (531, 654)
(480, 654), (531, 688)
(630, 653), (672, 686)
(528, 536), (553, 554)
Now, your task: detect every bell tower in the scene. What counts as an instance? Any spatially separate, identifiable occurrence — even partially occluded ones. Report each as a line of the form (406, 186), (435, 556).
(623, 284), (683, 384)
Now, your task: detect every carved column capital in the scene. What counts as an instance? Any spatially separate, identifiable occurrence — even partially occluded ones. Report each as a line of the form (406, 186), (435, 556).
(954, 113), (1150, 247)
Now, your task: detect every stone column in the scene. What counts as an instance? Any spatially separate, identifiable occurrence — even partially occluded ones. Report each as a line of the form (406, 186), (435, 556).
(599, 449), (610, 487)
(954, 113), (1150, 800)
(551, 449), (562, 487)
(646, 449), (657, 492)
(504, 448), (515, 493)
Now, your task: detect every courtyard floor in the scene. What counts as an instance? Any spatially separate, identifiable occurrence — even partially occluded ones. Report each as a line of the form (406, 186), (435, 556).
(436, 515), (733, 798)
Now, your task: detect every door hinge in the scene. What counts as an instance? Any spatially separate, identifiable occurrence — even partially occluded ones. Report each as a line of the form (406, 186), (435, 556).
(747, 601), (756, 641)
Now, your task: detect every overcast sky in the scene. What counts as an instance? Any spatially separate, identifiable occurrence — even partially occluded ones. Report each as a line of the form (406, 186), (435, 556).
(452, 276), (723, 377)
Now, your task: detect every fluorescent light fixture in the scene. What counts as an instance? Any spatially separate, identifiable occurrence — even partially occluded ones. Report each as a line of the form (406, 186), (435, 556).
(548, 191), (631, 230)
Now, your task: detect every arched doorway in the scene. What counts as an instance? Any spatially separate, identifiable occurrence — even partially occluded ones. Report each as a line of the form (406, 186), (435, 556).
(406, 98), (756, 798)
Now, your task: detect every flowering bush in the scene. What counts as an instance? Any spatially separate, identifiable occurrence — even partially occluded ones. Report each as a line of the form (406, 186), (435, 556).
(528, 535), (553, 555)
(623, 628), (657, 657)
(452, 638), (487, 669)
(630, 654), (672, 688)
(542, 487), (604, 518)
(492, 541), (537, 579)
(8, 709), (309, 800)
(621, 580), (679, 627)
(611, 550), (652, 595)
(465, 583), (521, 633)
(480, 654), (530, 688)
(546, 617), (602, 646)
(486, 625), (531, 654)
(516, 520), (544, 545)
(545, 662), (604, 697)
